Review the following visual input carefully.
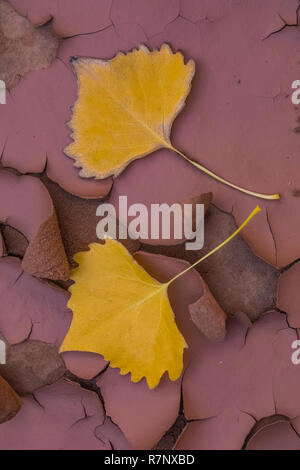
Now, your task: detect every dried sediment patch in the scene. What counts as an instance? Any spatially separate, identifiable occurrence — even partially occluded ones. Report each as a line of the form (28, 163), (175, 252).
(0, 0), (59, 89)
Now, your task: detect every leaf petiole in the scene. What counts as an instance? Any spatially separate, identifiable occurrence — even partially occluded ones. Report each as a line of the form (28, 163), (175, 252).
(169, 145), (280, 201)
(166, 205), (261, 287)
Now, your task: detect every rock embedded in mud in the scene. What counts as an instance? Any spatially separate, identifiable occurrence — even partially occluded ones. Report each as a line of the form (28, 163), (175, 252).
(0, 340), (66, 395)
(0, 375), (22, 424)
(0, 0), (59, 89)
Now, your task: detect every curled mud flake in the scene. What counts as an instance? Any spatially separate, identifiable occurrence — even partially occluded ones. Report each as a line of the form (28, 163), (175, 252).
(0, 341), (66, 396)
(189, 281), (226, 342)
(233, 202), (278, 268)
(62, 351), (108, 381)
(0, 375), (22, 424)
(22, 211), (69, 281)
(0, 171), (69, 281)
(0, 380), (131, 449)
(0, 0), (59, 89)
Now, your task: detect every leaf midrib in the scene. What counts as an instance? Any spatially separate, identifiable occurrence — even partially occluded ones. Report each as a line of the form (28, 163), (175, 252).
(86, 63), (169, 148)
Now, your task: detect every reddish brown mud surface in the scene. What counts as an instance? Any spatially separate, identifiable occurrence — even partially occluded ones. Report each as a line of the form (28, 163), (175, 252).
(0, 0), (300, 450)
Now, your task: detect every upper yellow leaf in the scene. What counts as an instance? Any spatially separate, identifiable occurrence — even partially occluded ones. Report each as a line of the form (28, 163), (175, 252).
(65, 44), (195, 178)
(60, 239), (186, 389)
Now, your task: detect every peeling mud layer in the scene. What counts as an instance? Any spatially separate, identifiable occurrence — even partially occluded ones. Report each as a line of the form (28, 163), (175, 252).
(0, 0), (300, 451)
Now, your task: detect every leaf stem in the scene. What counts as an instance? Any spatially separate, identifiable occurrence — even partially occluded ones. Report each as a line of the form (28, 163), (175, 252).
(169, 145), (280, 200)
(166, 205), (261, 287)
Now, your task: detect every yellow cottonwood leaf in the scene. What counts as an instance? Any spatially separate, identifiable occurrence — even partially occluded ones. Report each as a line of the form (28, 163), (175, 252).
(60, 206), (261, 389)
(66, 44), (279, 200)
(65, 44), (195, 178)
(60, 238), (186, 389)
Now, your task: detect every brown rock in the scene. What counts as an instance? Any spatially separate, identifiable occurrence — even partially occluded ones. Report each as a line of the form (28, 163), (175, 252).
(0, 0), (59, 90)
(0, 375), (22, 423)
(0, 340), (66, 395)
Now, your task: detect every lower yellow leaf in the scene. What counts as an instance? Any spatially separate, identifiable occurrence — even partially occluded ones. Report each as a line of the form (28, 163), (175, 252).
(60, 239), (186, 389)
(61, 206), (261, 389)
